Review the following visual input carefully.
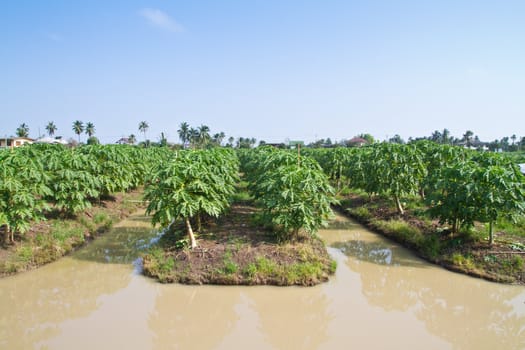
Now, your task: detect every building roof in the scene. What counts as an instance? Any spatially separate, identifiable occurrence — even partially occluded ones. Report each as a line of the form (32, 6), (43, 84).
(36, 137), (67, 145)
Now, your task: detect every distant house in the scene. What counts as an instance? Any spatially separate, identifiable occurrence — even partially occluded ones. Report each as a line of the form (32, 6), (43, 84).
(346, 137), (368, 147)
(0, 137), (34, 149)
(288, 140), (304, 149)
(116, 137), (132, 145)
(265, 143), (286, 148)
(35, 136), (68, 145)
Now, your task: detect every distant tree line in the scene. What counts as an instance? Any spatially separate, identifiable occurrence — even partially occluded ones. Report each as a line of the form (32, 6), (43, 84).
(8, 122), (525, 152)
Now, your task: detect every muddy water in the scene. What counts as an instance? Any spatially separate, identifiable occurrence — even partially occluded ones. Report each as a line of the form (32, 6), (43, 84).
(1, 211), (524, 350)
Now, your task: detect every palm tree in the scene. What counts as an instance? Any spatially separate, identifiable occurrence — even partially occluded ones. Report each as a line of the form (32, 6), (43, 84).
(128, 134), (136, 145)
(212, 132), (226, 146)
(16, 123), (29, 138)
(462, 130), (474, 147)
(189, 127), (199, 148)
(85, 122), (95, 137)
(442, 128), (450, 144)
(197, 124), (210, 147)
(178, 122), (190, 147)
(138, 121), (149, 141)
(72, 120), (84, 142)
(45, 121), (57, 137)
(511, 134), (517, 151)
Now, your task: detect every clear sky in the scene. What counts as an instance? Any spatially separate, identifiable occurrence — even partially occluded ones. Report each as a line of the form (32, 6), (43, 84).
(1, 1), (524, 144)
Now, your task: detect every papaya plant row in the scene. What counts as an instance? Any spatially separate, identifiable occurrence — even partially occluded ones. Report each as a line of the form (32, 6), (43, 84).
(305, 142), (525, 243)
(242, 147), (337, 239)
(0, 144), (169, 243)
(144, 148), (239, 248)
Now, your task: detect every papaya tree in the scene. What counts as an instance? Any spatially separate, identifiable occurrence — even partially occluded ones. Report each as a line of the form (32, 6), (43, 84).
(426, 160), (479, 234)
(0, 149), (50, 243)
(144, 149), (238, 248)
(427, 159), (525, 244)
(471, 164), (525, 244)
(46, 149), (101, 215)
(245, 148), (337, 238)
(358, 143), (426, 214)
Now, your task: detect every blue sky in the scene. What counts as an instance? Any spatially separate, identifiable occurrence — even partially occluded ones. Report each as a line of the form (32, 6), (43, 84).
(1, 1), (524, 144)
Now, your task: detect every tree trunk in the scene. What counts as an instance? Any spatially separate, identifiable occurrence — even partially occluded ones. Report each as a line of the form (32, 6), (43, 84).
(3, 225), (14, 244)
(489, 221), (494, 245)
(452, 219), (459, 234)
(185, 218), (197, 249)
(419, 187), (425, 200)
(394, 194), (404, 215)
(196, 213), (202, 232)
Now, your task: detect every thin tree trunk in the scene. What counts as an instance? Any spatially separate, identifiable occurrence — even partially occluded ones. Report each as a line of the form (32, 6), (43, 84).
(489, 221), (494, 245)
(452, 219), (459, 234)
(196, 214), (202, 232)
(185, 218), (197, 249)
(394, 194), (404, 215)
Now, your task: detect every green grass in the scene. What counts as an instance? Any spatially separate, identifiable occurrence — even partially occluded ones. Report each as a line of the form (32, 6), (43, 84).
(347, 207), (371, 221)
(494, 217), (525, 238)
(1, 190), (142, 276)
(142, 248), (176, 283)
(372, 219), (423, 244)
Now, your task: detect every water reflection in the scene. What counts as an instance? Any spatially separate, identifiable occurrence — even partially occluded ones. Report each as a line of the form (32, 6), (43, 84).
(0, 211), (160, 349)
(324, 214), (525, 350)
(244, 287), (331, 349)
(74, 213), (160, 264)
(148, 286), (241, 349)
(332, 239), (426, 267)
(0, 259), (131, 349)
(1, 211), (524, 350)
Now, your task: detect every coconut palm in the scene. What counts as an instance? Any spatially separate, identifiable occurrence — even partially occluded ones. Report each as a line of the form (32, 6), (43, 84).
(177, 122), (190, 147)
(85, 122), (95, 137)
(16, 123), (29, 138)
(72, 120), (84, 142)
(442, 128), (451, 144)
(197, 124), (210, 147)
(189, 127), (199, 148)
(463, 130), (474, 147)
(45, 122), (57, 137)
(213, 132), (226, 146)
(138, 121), (149, 142)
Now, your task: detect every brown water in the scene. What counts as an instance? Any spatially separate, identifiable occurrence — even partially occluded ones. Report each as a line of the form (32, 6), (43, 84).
(1, 211), (524, 349)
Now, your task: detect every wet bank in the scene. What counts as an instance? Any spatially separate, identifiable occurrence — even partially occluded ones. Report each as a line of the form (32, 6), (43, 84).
(0, 210), (524, 349)
(339, 194), (525, 284)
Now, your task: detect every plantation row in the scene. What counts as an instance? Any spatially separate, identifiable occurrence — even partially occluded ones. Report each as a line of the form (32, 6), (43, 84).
(3, 141), (523, 249)
(0, 144), (171, 243)
(1, 143), (338, 249)
(303, 141), (525, 243)
(241, 147), (337, 238)
(144, 147), (338, 247)
(144, 148), (239, 248)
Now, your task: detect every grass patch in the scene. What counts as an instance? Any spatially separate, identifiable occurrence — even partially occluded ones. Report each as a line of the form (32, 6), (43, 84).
(347, 207), (371, 221)
(338, 188), (525, 284)
(371, 219), (423, 246)
(0, 189), (143, 277)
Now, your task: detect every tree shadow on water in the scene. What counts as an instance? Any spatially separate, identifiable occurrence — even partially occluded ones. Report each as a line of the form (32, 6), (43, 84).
(73, 225), (161, 264)
(331, 239), (428, 268)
